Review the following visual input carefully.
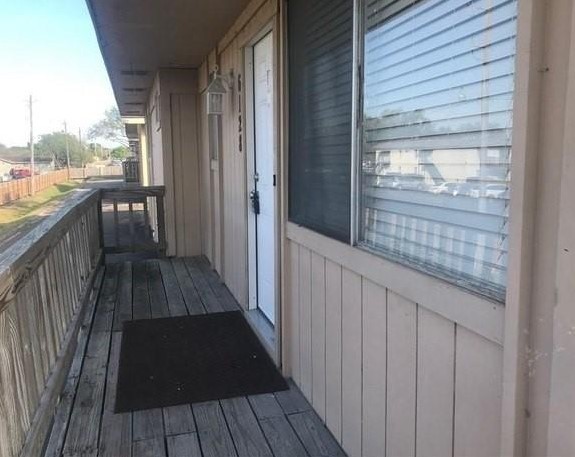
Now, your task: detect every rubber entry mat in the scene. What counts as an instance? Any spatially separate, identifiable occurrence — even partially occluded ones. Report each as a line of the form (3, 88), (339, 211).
(115, 311), (288, 412)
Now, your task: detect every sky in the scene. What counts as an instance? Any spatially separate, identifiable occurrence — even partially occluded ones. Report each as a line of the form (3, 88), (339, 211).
(0, 0), (117, 147)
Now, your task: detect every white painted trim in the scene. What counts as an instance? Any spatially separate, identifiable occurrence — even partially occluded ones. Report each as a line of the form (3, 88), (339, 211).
(243, 17), (282, 362)
(287, 221), (504, 345)
(244, 44), (258, 311)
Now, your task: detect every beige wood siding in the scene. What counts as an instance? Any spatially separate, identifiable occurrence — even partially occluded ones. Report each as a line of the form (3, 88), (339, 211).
(146, 70), (202, 257)
(170, 93), (202, 256)
(285, 227), (504, 457)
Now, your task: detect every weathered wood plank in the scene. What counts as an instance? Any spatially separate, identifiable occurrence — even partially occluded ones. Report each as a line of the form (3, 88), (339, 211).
(62, 266), (115, 457)
(248, 393), (284, 420)
(193, 401), (238, 457)
(275, 381), (312, 415)
(91, 265), (118, 333)
(259, 416), (308, 457)
(99, 333), (132, 457)
(158, 259), (189, 317)
(171, 258), (205, 315)
(220, 396), (273, 457)
(113, 261), (133, 331)
(133, 408), (164, 441)
(62, 331), (111, 457)
(167, 433), (202, 457)
(288, 411), (346, 457)
(43, 268), (103, 457)
(184, 258), (223, 313)
(132, 261), (152, 320)
(195, 256), (239, 311)
(133, 437), (167, 457)
(147, 260), (171, 319)
(164, 405), (196, 436)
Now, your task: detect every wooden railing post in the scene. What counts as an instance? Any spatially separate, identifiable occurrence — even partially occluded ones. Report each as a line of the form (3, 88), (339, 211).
(156, 193), (167, 258)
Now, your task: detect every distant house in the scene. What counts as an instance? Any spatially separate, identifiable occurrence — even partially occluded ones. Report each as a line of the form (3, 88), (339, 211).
(0, 157), (55, 175)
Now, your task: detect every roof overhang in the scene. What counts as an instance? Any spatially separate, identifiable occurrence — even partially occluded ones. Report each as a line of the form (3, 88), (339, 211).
(85, 0), (250, 116)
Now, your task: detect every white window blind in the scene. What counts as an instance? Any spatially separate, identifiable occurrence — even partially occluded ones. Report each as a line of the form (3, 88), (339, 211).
(359, 0), (518, 301)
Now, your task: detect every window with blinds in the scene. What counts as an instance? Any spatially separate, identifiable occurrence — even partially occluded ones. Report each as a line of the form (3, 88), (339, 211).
(288, 0), (354, 242)
(359, 0), (518, 301)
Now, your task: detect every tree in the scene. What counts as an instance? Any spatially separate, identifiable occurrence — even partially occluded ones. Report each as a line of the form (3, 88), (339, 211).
(87, 107), (128, 147)
(35, 132), (94, 167)
(111, 146), (130, 160)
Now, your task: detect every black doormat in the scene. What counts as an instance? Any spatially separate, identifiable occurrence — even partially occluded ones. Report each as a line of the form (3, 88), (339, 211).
(115, 311), (288, 413)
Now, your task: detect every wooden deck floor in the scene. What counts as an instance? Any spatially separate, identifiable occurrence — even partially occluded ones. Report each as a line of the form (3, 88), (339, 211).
(44, 257), (346, 457)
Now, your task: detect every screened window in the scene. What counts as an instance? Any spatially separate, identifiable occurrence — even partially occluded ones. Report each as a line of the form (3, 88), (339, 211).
(359, 0), (518, 301)
(288, 0), (354, 242)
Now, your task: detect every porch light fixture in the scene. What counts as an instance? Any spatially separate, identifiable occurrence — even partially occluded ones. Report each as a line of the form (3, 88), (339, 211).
(206, 68), (229, 116)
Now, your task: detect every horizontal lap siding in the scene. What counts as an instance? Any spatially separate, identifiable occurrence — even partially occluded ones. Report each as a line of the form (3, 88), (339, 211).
(285, 239), (503, 457)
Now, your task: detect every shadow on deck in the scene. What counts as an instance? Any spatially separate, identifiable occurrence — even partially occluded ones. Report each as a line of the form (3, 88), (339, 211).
(44, 257), (345, 457)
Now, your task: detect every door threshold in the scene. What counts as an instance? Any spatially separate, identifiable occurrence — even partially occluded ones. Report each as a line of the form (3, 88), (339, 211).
(245, 308), (276, 363)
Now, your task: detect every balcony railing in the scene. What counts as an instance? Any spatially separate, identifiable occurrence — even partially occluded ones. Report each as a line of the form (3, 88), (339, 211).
(0, 185), (165, 457)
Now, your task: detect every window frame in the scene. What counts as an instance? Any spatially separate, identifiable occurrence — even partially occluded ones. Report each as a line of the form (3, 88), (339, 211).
(350, 0), (518, 303)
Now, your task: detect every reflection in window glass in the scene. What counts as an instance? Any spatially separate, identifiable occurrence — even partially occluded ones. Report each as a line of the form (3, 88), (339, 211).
(359, 0), (518, 301)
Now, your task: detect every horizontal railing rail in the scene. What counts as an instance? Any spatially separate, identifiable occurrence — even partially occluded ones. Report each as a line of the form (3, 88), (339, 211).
(0, 189), (103, 457)
(99, 186), (166, 258)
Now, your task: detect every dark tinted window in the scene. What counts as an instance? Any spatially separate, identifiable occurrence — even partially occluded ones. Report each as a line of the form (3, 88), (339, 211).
(288, 0), (354, 242)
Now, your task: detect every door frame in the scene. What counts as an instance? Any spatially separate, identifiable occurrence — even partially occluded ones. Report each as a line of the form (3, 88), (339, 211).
(244, 21), (281, 359)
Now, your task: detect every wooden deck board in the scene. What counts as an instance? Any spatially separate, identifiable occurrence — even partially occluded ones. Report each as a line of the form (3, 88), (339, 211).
(45, 256), (346, 457)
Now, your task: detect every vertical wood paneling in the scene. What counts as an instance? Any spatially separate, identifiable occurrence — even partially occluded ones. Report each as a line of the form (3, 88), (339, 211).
(325, 259), (343, 442)
(341, 268), (362, 457)
(362, 279), (386, 457)
(287, 241), (300, 381)
(286, 239), (504, 457)
(416, 308), (455, 457)
(386, 292), (417, 457)
(220, 42), (248, 306)
(298, 246), (312, 400)
(454, 327), (503, 457)
(311, 252), (326, 420)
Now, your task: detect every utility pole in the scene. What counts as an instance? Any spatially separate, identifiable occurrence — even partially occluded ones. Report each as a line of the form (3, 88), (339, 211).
(29, 95), (35, 195)
(64, 121), (70, 174)
(78, 127), (84, 167)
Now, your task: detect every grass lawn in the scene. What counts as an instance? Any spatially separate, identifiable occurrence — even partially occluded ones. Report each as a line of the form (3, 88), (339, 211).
(0, 181), (80, 240)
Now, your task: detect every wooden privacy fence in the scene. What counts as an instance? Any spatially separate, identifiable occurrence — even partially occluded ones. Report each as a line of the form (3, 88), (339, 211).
(0, 189), (102, 457)
(0, 169), (69, 206)
(69, 166), (123, 180)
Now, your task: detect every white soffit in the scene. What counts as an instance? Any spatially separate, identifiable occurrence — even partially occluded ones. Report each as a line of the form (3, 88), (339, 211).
(86, 0), (250, 116)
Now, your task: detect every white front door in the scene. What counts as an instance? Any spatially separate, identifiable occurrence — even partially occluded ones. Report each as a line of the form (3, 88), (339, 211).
(249, 32), (276, 324)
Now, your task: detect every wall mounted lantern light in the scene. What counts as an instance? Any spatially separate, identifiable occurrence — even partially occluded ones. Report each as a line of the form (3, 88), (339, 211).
(206, 67), (230, 116)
